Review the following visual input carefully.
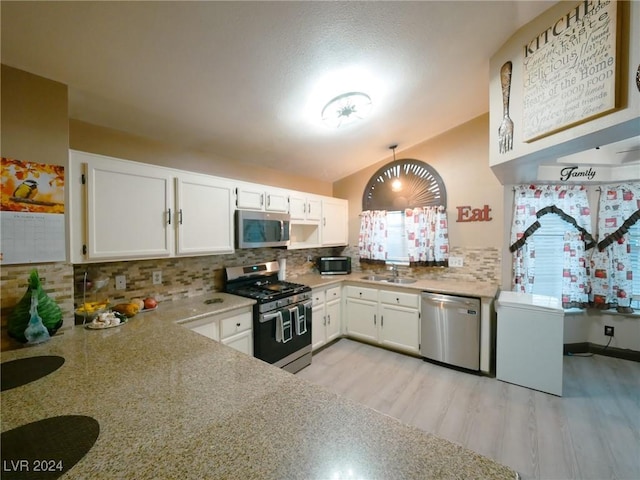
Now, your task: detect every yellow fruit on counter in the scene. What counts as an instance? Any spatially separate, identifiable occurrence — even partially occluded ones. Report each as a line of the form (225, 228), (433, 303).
(112, 303), (140, 317)
(130, 298), (145, 311)
(76, 300), (109, 314)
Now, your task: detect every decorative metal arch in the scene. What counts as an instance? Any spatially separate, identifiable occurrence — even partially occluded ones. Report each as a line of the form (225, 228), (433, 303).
(362, 159), (447, 211)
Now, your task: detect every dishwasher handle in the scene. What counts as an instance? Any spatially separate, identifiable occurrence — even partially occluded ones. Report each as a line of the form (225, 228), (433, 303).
(421, 292), (479, 310)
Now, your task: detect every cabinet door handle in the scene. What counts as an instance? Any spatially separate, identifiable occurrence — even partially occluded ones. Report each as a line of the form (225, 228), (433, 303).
(381, 316), (384, 327)
(303, 203), (307, 213)
(267, 194), (271, 207)
(323, 315), (327, 326)
(327, 314), (331, 325)
(396, 297), (400, 303)
(308, 203), (311, 214)
(167, 208), (172, 225)
(260, 194), (264, 206)
(236, 322), (241, 327)
(374, 314), (376, 325)
(179, 209), (183, 225)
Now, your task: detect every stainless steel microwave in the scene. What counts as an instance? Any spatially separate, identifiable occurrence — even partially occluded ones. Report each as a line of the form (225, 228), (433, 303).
(317, 256), (351, 275)
(236, 210), (290, 248)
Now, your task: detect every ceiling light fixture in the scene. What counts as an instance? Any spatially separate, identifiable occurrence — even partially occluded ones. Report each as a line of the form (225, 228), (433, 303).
(321, 92), (372, 128)
(389, 144), (403, 192)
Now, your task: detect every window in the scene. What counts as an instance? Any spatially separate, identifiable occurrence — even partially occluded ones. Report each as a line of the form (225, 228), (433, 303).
(362, 159), (446, 211)
(386, 211), (409, 264)
(530, 213), (571, 299)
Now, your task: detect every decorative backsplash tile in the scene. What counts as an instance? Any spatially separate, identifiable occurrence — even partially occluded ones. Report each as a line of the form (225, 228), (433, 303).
(339, 245), (501, 284)
(71, 247), (343, 307)
(1, 244), (500, 340)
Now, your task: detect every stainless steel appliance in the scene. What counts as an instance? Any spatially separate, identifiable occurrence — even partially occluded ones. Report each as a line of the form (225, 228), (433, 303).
(420, 292), (480, 371)
(236, 210), (290, 249)
(316, 256), (351, 275)
(225, 261), (312, 373)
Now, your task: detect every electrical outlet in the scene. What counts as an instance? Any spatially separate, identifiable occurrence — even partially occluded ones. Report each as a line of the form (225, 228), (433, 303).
(115, 275), (127, 290)
(152, 271), (162, 285)
(604, 325), (614, 337)
(448, 256), (464, 268)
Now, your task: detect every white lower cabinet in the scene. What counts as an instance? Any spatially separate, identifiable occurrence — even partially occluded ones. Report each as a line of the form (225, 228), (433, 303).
(183, 306), (253, 356)
(311, 286), (342, 351)
(345, 285), (420, 355)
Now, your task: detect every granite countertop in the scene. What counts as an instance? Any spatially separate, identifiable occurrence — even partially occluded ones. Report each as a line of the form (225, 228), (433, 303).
(1, 294), (516, 479)
(293, 273), (500, 299)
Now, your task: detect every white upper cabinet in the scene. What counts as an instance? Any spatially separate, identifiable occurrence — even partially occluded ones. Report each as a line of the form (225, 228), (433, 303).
(289, 192), (322, 222)
(75, 150), (174, 261)
(175, 172), (234, 256)
(236, 183), (289, 212)
(321, 197), (348, 246)
(70, 150), (235, 262)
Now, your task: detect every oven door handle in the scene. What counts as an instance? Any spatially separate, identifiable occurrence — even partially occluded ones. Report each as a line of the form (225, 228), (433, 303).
(260, 311), (281, 324)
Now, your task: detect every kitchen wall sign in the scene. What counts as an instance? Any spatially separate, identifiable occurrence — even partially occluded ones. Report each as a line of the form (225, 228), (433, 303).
(522, 0), (619, 142)
(1, 158), (66, 265)
(456, 205), (492, 222)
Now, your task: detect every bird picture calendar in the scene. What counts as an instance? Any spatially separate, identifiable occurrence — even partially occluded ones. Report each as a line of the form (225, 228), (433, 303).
(1, 157), (66, 264)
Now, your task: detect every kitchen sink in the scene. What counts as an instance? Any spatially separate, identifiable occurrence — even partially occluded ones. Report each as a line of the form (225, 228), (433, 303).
(360, 275), (392, 282)
(386, 278), (417, 284)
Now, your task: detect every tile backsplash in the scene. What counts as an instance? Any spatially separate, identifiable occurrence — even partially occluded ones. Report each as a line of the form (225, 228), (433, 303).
(1, 245), (501, 340)
(341, 245), (501, 284)
(72, 247), (343, 307)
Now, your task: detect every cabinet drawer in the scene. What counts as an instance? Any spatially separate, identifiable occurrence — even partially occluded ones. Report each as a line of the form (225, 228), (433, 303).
(345, 285), (377, 302)
(312, 290), (326, 306)
(220, 311), (253, 338)
(379, 290), (419, 309)
(326, 286), (341, 301)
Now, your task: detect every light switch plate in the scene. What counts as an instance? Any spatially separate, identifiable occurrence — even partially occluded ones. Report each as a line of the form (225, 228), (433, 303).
(449, 256), (464, 268)
(115, 275), (127, 290)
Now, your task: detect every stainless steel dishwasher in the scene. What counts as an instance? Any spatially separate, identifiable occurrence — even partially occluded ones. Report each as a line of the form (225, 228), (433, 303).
(421, 292), (480, 371)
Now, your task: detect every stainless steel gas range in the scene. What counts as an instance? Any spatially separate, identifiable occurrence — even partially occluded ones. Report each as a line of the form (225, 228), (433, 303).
(225, 261), (312, 373)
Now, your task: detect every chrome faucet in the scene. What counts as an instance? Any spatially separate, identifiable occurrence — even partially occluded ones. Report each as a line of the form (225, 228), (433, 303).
(390, 263), (399, 278)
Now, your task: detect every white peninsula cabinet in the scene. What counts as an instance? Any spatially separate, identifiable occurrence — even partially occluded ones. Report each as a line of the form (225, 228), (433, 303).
(69, 150), (234, 262)
(311, 285), (342, 350)
(182, 306), (253, 356)
(236, 182), (289, 212)
(345, 285), (420, 356)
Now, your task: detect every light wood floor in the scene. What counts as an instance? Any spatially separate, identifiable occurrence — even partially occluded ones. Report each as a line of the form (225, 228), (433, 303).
(296, 339), (640, 480)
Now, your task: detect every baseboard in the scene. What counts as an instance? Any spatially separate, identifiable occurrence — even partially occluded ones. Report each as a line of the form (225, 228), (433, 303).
(564, 342), (640, 362)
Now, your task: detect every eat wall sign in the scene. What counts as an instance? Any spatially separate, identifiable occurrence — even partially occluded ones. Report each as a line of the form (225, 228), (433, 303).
(456, 205), (492, 222)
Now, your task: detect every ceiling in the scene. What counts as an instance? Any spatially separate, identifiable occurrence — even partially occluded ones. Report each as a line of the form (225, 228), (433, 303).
(1, 1), (556, 182)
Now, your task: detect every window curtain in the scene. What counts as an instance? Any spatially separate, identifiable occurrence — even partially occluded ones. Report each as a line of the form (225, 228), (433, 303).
(510, 185), (594, 307)
(562, 231), (590, 308)
(589, 183), (640, 313)
(404, 206), (449, 266)
(358, 210), (388, 264)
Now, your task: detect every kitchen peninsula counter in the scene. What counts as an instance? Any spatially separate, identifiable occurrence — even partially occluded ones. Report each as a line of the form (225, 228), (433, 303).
(1, 294), (516, 479)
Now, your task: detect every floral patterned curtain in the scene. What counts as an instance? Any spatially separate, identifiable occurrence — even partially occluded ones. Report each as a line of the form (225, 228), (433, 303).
(404, 206), (449, 266)
(562, 231), (589, 308)
(589, 183), (640, 313)
(358, 210), (388, 264)
(510, 185), (594, 307)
